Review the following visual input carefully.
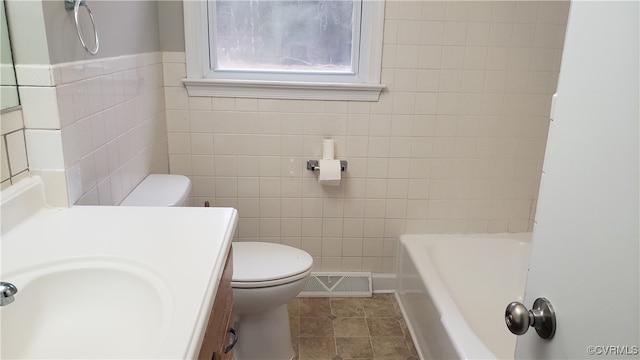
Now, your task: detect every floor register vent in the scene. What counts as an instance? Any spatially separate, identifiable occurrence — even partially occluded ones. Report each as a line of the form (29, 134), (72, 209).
(298, 272), (372, 297)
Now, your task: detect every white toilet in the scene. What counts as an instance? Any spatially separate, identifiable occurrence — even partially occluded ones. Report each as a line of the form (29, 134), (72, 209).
(121, 174), (313, 360)
(231, 241), (312, 360)
(120, 174), (191, 207)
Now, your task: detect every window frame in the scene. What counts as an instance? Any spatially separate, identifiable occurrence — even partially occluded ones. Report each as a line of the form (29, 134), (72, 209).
(182, 0), (385, 101)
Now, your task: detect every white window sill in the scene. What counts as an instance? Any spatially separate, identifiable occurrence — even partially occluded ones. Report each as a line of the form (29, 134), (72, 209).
(182, 78), (385, 101)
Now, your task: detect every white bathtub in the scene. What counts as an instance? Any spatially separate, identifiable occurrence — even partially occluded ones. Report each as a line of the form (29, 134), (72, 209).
(396, 233), (531, 360)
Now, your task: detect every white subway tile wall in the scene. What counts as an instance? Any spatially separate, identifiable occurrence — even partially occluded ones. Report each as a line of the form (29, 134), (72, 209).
(60, 53), (169, 205)
(1, 109), (29, 189)
(164, 1), (570, 273)
(15, 52), (169, 206)
(6, 52), (168, 205)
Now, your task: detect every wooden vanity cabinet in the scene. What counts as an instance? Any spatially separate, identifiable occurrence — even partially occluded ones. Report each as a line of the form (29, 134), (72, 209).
(198, 246), (235, 360)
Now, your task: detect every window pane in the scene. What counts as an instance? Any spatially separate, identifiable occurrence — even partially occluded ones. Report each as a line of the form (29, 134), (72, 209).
(214, 0), (354, 73)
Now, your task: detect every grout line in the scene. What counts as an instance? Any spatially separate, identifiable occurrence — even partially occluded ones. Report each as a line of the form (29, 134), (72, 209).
(292, 295), (417, 360)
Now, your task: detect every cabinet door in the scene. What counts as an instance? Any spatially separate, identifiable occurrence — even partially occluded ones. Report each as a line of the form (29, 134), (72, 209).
(199, 247), (235, 360)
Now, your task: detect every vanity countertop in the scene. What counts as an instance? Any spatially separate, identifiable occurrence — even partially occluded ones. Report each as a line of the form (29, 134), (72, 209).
(1, 178), (238, 359)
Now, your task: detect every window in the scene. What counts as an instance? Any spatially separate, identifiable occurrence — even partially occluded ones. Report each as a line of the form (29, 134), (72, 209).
(213, 1), (355, 73)
(183, 0), (385, 101)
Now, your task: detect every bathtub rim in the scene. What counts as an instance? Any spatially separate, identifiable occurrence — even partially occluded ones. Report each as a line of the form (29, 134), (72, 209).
(397, 232), (532, 360)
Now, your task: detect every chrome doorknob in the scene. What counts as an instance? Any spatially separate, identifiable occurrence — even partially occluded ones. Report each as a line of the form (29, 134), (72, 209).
(505, 297), (556, 339)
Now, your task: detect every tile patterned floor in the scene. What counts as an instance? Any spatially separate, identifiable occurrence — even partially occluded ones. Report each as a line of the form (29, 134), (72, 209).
(288, 294), (419, 360)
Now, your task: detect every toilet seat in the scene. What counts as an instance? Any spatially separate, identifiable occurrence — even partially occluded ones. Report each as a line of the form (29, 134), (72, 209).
(232, 242), (313, 288)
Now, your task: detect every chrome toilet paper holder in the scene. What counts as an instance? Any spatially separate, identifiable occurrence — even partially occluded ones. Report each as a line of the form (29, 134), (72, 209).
(307, 160), (348, 172)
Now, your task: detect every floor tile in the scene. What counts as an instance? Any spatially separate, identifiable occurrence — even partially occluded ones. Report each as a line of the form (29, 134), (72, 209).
(298, 336), (336, 359)
(330, 297), (365, 317)
(300, 316), (334, 337)
(336, 337), (374, 358)
(333, 317), (369, 337)
(290, 295), (416, 360)
(367, 317), (403, 337)
(290, 314), (301, 337)
(300, 298), (332, 317)
(289, 298), (300, 315)
(371, 336), (412, 358)
(362, 298), (398, 317)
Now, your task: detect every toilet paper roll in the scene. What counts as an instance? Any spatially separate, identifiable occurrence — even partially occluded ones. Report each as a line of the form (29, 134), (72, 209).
(322, 139), (335, 160)
(318, 159), (341, 186)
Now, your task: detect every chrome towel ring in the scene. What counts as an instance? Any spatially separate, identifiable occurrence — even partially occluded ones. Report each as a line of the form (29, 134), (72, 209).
(64, 0), (99, 55)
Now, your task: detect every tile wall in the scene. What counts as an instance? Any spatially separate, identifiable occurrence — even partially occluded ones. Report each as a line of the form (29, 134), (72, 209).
(17, 52), (168, 206)
(164, 1), (570, 274)
(1, 108), (29, 188)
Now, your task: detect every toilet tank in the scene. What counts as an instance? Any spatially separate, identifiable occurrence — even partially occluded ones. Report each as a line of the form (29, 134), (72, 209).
(120, 174), (191, 207)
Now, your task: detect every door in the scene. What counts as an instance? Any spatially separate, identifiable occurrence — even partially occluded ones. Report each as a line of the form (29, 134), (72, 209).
(515, 1), (639, 359)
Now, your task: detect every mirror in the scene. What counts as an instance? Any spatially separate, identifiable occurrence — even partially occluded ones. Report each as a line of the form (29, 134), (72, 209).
(1, 0), (19, 111)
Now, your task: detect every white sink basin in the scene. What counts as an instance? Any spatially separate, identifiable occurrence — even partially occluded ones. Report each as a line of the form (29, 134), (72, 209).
(1, 261), (172, 359)
(1, 176), (238, 359)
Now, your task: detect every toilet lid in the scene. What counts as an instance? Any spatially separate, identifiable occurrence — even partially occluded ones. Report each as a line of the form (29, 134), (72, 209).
(120, 174), (191, 207)
(232, 242), (313, 287)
